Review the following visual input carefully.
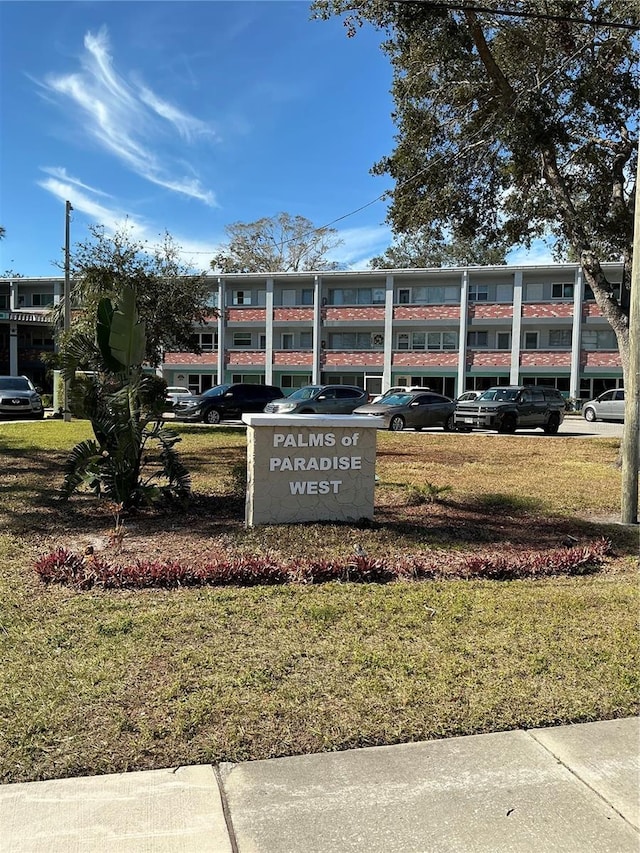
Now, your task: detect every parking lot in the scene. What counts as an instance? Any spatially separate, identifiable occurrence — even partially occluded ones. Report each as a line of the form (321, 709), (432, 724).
(3, 413), (624, 439)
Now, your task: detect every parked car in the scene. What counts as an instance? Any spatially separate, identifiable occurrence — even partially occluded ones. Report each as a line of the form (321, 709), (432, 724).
(369, 385), (427, 404)
(165, 386), (191, 409)
(264, 385), (368, 415)
(454, 385), (566, 433)
(174, 383), (283, 424)
(0, 375), (44, 420)
(456, 390), (482, 403)
(582, 389), (625, 422)
(354, 390), (456, 432)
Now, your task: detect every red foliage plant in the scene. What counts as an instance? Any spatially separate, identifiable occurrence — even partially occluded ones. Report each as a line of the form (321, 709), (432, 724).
(34, 539), (613, 591)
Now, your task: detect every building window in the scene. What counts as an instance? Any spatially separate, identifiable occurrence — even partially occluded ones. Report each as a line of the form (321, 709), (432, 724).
(526, 283), (544, 301)
(282, 290), (296, 306)
(468, 285), (489, 302)
(189, 332), (218, 351)
(582, 329), (617, 350)
(281, 333), (294, 350)
(233, 332), (252, 348)
(467, 331), (488, 347)
(552, 282), (574, 299)
(524, 331), (539, 349)
(300, 331), (312, 349)
(549, 329), (572, 348)
(281, 374), (313, 389)
(31, 293), (55, 307)
(232, 374), (263, 384)
(0, 294), (8, 310)
(258, 334), (267, 350)
(497, 332), (511, 350)
(329, 287), (385, 305)
(328, 332), (373, 349)
(232, 290), (252, 306)
(398, 288), (411, 304)
(301, 289), (314, 305)
(398, 331), (457, 350)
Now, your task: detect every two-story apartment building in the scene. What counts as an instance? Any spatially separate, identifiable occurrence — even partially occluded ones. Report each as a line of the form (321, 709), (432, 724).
(1, 262), (624, 402)
(0, 277), (60, 389)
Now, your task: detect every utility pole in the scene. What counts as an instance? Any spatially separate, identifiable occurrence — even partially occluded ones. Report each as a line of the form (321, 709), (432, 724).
(63, 200), (73, 423)
(620, 148), (639, 524)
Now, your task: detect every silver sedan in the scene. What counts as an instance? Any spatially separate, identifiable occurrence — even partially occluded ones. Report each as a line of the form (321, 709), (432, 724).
(354, 391), (456, 432)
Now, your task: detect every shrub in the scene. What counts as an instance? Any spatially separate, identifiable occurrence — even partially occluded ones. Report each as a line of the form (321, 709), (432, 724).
(34, 539), (613, 590)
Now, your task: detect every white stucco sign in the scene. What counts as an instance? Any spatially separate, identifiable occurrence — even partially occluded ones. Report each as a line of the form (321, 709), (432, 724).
(242, 414), (384, 526)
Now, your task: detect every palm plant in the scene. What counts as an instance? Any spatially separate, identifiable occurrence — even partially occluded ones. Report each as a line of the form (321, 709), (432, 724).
(60, 285), (191, 510)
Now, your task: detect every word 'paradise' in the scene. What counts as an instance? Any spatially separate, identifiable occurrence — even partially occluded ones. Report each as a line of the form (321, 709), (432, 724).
(271, 431), (362, 495)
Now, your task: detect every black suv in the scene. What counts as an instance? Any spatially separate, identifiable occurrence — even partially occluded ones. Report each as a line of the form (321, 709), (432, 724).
(174, 383), (283, 424)
(454, 385), (566, 434)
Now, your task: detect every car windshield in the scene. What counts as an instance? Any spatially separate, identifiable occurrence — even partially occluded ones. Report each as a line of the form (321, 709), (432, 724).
(478, 388), (519, 402)
(0, 377), (30, 391)
(379, 393), (413, 406)
(287, 386), (322, 401)
(202, 384), (231, 398)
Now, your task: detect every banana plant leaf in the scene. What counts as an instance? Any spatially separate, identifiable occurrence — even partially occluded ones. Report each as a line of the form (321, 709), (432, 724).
(110, 285), (146, 368)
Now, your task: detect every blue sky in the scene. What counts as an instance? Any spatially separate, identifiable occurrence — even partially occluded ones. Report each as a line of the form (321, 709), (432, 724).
(0, 0), (551, 277)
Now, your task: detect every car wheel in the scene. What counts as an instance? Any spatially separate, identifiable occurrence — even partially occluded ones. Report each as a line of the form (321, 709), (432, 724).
(204, 408), (222, 425)
(389, 415), (405, 432)
(443, 413), (455, 432)
(544, 413), (560, 434)
(583, 406), (597, 423)
(498, 414), (517, 434)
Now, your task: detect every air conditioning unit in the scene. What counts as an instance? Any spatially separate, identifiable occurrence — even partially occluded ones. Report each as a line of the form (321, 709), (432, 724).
(371, 333), (384, 347)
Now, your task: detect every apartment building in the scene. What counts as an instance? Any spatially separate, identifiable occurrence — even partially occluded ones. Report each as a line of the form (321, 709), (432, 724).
(1, 263), (624, 402)
(165, 263), (624, 403)
(0, 277), (60, 388)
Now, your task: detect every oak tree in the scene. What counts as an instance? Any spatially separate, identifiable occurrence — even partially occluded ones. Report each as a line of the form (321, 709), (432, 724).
(312, 0), (638, 380)
(212, 212), (342, 273)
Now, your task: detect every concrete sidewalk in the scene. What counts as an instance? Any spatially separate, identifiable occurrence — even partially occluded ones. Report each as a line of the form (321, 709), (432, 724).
(2, 718), (638, 852)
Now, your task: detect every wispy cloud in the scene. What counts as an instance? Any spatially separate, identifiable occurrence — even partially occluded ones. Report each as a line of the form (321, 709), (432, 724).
(333, 224), (393, 268)
(38, 27), (217, 205)
(40, 167), (113, 198)
(38, 173), (218, 272)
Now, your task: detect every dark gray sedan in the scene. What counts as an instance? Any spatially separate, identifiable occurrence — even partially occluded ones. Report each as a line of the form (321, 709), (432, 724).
(354, 391), (456, 432)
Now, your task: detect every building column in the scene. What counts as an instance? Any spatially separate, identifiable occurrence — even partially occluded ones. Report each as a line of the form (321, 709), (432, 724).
(9, 322), (18, 374)
(265, 278), (274, 385)
(570, 267), (583, 401)
(217, 278), (225, 385)
(383, 273), (394, 391)
(312, 275), (322, 384)
(510, 271), (523, 384)
(9, 280), (18, 311)
(456, 269), (469, 394)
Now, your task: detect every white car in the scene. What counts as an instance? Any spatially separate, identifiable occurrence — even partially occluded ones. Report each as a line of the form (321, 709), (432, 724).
(456, 390), (482, 403)
(370, 385), (428, 404)
(582, 389), (625, 422)
(165, 386), (192, 408)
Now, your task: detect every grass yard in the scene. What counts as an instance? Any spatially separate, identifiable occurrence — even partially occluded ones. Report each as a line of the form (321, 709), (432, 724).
(0, 419), (638, 783)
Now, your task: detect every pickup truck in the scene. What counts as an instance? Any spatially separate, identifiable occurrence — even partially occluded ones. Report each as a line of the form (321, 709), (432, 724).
(453, 385), (566, 434)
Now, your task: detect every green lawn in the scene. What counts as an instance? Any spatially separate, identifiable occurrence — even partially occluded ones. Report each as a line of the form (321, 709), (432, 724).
(0, 419), (637, 783)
